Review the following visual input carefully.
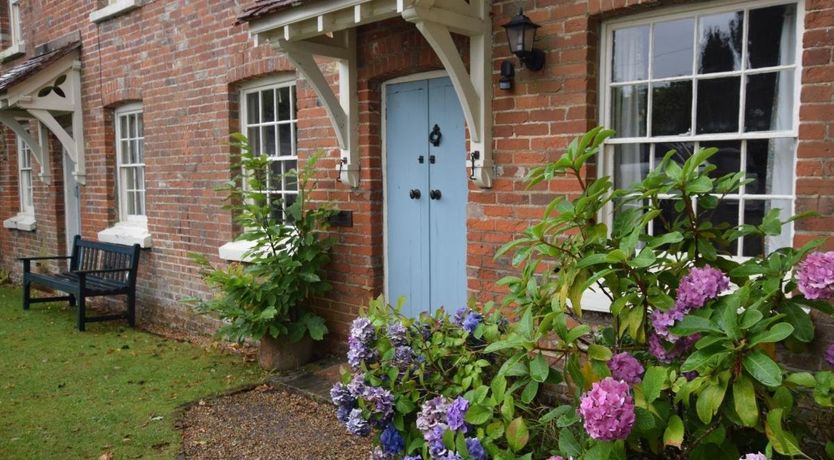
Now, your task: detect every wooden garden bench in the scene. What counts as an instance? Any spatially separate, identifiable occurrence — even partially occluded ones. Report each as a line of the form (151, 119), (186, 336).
(21, 235), (141, 331)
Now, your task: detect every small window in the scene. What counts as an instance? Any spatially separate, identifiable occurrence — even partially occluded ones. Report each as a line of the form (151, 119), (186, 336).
(241, 80), (298, 223)
(7, 0), (21, 47)
(601, 1), (799, 258)
(17, 135), (33, 215)
(115, 104), (146, 223)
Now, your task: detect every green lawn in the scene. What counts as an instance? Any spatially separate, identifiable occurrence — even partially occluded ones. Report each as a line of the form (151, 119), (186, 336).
(0, 285), (266, 459)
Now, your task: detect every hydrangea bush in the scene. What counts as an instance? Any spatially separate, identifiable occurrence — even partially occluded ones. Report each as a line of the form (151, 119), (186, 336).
(336, 128), (834, 459)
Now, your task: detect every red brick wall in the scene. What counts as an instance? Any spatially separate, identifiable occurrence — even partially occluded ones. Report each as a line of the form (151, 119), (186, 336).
(0, 0), (831, 365)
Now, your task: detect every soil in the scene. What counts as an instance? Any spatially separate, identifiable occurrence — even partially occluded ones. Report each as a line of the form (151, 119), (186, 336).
(177, 385), (372, 459)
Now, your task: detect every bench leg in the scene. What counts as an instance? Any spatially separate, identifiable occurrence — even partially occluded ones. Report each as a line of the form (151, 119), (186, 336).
(69, 294), (76, 308)
(77, 294), (86, 332)
(22, 279), (31, 311)
(127, 293), (136, 327)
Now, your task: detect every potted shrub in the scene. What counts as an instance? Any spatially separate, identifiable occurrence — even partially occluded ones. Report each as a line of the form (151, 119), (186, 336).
(188, 133), (333, 371)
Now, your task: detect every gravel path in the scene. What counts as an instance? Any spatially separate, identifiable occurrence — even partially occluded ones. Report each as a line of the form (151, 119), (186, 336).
(178, 385), (371, 459)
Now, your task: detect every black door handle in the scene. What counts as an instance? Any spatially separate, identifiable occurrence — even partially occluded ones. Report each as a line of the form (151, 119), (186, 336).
(429, 189), (441, 200)
(409, 189), (421, 199)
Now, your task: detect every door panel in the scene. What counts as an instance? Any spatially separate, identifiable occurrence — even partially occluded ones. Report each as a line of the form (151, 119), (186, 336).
(386, 80), (430, 317)
(63, 150), (81, 255)
(427, 78), (467, 311)
(385, 76), (467, 318)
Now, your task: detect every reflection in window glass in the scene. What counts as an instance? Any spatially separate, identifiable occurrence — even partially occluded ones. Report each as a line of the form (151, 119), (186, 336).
(698, 11), (743, 74)
(696, 77), (740, 134)
(652, 81), (692, 136)
(653, 19), (694, 79)
(745, 71), (794, 132)
(748, 4), (796, 69)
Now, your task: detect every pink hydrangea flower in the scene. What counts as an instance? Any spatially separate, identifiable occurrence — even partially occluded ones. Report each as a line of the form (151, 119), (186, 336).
(648, 332), (699, 364)
(826, 344), (834, 367)
(607, 352), (645, 384)
(578, 377), (635, 441)
(676, 265), (730, 311)
(796, 251), (834, 300)
(547, 457), (565, 460)
(739, 453), (767, 460)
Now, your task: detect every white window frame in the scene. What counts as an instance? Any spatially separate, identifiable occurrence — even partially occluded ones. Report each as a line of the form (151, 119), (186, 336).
(586, 0), (804, 311)
(219, 75), (299, 262)
(98, 102), (152, 247)
(89, 0), (140, 23)
(17, 135), (33, 215)
(0, 0), (24, 61)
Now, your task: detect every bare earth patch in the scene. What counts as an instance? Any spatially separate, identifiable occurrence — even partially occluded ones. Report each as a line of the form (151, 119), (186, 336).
(177, 385), (371, 459)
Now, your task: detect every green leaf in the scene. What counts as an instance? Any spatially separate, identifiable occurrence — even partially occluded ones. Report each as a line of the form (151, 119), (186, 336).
(641, 366), (666, 403)
(663, 414), (684, 448)
(559, 429), (582, 458)
(491, 375), (507, 401)
(588, 344), (613, 361)
(465, 404), (493, 425)
(748, 322), (794, 346)
(520, 380), (539, 404)
(782, 303), (814, 342)
(585, 442), (613, 460)
(670, 316), (723, 336)
(486, 421), (504, 440)
(647, 231), (684, 249)
(529, 354), (549, 383)
(785, 372), (816, 388)
(505, 417), (529, 451)
(539, 405), (572, 424)
(743, 350), (783, 387)
(740, 309), (763, 329)
(696, 379), (728, 424)
(732, 374), (759, 427)
(765, 408), (803, 456)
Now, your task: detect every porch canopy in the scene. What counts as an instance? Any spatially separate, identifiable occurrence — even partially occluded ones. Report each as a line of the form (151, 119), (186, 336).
(240, 0), (494, 188)
(0, 41), (86, 185)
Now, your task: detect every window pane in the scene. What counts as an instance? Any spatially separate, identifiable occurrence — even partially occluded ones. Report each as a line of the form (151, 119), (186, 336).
(742, 199), (765, 256)
(765, 199), (792, 252)
(128, 114), (136, 138)
(278, 123), (293, 156)
(261, 89), (275, 122)
(696, 77), (740, 133)
(120, 115), (128, 141)
(135, 167), (145, 192)
(123, 167), (135, 190)
(707, 199), (739, 254)
(700, 140), (740, 177)
(613, 144), (649, 189)
(121, 140), (130, 164)
(651, 81), (692, 136)
(130, 140), (140, 164)
(284, 160), (298, 191)
(655, 142), (694, 165)
(137, 189), (146, 216)
(270, 197), (285, 223)
(269, 161), (283, 191)
(698, 11), (743, 74)
(137, 114), (144, 138)
(748, 4), (796, 69)
(284, 193), (297, 223)
(126, 191), (136, 215)
(246, 92), (260, 124)
(263, 125), (277, 157)
(651, 199), (679, 236)
(136, 139), (144, 163)
(612, 26), (649, 82)
(277, 86), (291, 120)
(653, 18), (694, 79)
(746, 138), (795, 195)
(745, 71), (794, 132)
(612, 84), (648, 137)
(247, 127), (260, 155)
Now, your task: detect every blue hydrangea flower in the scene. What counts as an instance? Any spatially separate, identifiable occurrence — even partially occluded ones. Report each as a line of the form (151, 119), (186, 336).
(380, 424), (405, 454)
(369, 446), (391, 460)
(446, 397), (469, 432)
(453, 307), (470, 326)
(348, 336), (378, 369)
(362, 385), (394, 420)
(403, 456), (422, 460)
(393, 345), (415, 370)
(465, 438), (487, 460)
(346, 408), (370, 436)
(350, 317), (376, 343)
(427, 425), (448, 458)
(462, 312), (482, 334)
(387, 321), (409, 346)
(336, 404), (351, 423)
(330, 382), (354, 407)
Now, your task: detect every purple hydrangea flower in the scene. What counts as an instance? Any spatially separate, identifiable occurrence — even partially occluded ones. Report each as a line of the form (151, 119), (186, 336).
(462, 312), (483, 334)
(387, 321), (409, 346)
(826, 344), (834, 367)
(380, 424), (405, 454)
(453, 307), (470, 326)
(330, 382), (354, 407)
(578, 377), (636, 441)
(348, 336), (378, 369)
(547, 457), (565, 460)
(404, 457), (422, 460)
(607, 352), (645, 385)
(417, 396), (450, 435)
(346, 408), (370, 436)
(347, 373), (366, 398)
(683, 371), (699, 381)
(796, 251), (834, 300)
(393, 345), (415, 370)
(651, 307), (686, 342)
(426, 425), (448, 458)
(363, 385), (394, 420)
(446, 397), (469, 432)
(648, 332), (699, 363)
(438, 453), (463, 460)
(465, 438), (487, 460)
(739, 453), (767, 460)
(351, 317), (376, 343)
(676, 265), (730, 311)
(336, 404), (352, 423)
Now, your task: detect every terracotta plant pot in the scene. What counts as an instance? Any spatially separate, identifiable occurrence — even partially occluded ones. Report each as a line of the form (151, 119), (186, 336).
(258, 334), (313, 371)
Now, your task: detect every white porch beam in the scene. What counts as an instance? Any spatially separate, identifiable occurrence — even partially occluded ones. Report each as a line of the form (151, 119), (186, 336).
(0, 112), (50, 183)
(28, 108), (85, 184)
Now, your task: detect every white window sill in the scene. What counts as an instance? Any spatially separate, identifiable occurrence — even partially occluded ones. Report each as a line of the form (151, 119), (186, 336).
(98, 223), (152, 248)
(89, 0), (139, 23)
(0, 42), (25, 62)
(3, 213), (36, 231)
(218, 240), (258, 262)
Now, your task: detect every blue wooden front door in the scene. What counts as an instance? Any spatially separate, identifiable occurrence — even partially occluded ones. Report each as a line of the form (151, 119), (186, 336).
(385, 77), (467, 318)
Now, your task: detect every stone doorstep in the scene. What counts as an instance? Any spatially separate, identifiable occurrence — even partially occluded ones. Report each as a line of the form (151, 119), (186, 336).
(268, 355), (346, 404)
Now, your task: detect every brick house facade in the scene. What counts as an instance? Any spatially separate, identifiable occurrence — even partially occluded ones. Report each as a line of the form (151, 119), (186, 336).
(0, 0), (832, 366)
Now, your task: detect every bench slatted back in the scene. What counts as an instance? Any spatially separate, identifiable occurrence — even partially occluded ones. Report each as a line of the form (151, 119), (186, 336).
(69, 236), (141, 287)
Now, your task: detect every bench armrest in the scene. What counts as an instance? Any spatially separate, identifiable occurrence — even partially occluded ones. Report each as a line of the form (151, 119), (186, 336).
(18, 256), (72, 261)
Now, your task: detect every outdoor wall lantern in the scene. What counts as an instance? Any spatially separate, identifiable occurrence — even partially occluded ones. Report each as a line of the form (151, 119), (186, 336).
(502, 8), (545, 71)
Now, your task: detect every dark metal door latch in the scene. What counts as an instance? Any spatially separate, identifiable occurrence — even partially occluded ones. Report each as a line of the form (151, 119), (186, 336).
(429, 189), (441, 200)
(428, 124), (442, 146)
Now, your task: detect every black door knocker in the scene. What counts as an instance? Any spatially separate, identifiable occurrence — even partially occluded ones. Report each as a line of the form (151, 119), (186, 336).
(428, 124), (442, 147)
